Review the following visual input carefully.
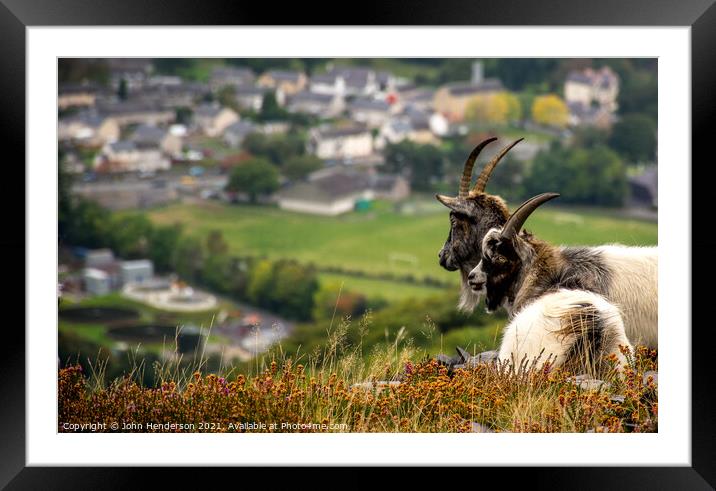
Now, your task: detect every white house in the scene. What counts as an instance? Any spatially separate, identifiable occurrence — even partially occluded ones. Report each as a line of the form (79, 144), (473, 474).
(564, 66), (620, 114)
(308, 126), (374, 161)
(97, 140), (170, 173)
(120, 260), (154, 285)
(348, 98), (393, 128)
(83, 268), (111, 296)
(286, 91), (344, 118)
(278, 171), (374, 216)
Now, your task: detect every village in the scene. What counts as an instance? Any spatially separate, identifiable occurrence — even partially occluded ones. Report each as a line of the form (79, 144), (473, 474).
(60, 60), (655, 215)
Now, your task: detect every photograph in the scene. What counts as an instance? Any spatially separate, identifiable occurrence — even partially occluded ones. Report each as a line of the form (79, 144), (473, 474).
(57, 56), (659, 434)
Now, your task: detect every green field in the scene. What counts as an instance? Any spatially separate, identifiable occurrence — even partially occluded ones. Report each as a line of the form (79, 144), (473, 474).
(145, 199), (657, 288)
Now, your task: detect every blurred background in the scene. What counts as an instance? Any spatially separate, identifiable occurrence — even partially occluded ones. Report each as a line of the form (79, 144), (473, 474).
(58, 58), (657, 383)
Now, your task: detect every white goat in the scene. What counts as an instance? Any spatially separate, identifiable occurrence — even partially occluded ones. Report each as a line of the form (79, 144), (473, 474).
(468, 193), (657, 372)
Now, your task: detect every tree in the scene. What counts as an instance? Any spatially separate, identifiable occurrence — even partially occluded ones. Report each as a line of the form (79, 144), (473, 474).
(242, 133), (306, 166)
(117, 78), (128, 101)
(268, 260), (319, 321)
(283, 155), (323, 181)
(226, 158), (280, 203)
(609, 114), (657, 164)
(217, 85), (239, 113)
(107, 214), (154, 259)
(525, 144), (628, 206)
(383, 141), (445, 192)
(531, 94), (569, 128)
(465, 94), (509, 125)
(150, 224), (183, 272)
(258, 91), (287, 121)
(172, 237), (205, 282)
(206, 229), (229, 256)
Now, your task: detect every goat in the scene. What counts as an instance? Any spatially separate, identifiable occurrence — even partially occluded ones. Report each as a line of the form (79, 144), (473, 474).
(468, 193), (657, 372)
(435, 137), (523, 312)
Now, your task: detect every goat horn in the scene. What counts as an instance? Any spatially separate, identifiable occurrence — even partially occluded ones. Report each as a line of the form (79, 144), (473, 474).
(459, 137), (497, 198)
(473, 138), (524, 194)
(501, 192), (560, 241)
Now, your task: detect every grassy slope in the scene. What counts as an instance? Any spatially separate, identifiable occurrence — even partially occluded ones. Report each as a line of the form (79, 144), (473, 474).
(145, 200), (657, 287)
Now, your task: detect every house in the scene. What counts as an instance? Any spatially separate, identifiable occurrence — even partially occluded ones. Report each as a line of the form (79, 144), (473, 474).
(278, 170), (374, 216)
(257, 70), (308, 96)
(58, 111), (120, 146)
(209, 66), (255, 89)
(370, 173), (410, 201)
(332, 67), (379, 97)
(348, 98), (393, 128)
(85, 248), (115, 268)
(99, 101), (175, 127)
(566, 101), (616, 129)
(223, 120), (256, 148)
(309, 72), (346, 97)
(377, 108), (443, 148)
(308, 125), (374, 161)
(234, 86), (269, 111)
(399, 88), (436, 112)
(96, 140), (170, 173)
(108, 58), (153, 92)
(120, 259), (154, 285)
(83, 268), (111, 296)
(131, 124), (183, 156)
(286, 91), (344, 118)
(433, 79), (504, 122)
(58, 84), (97, 110)
(564, 66), (620, 113)
(194, 103), (240, 137)
(628, 166), (658, 209)
(139, 82), (210, 109)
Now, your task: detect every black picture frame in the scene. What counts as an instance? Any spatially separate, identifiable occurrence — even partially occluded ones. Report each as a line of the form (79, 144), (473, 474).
(5, 0), (714, 486)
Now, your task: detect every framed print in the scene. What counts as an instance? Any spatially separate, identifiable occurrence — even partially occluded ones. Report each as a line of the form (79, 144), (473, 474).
(4, 0), (715, 486)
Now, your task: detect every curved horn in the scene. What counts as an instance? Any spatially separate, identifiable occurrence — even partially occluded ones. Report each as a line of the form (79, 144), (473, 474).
(459, 137), (497, 198)
(501, 192), (560, 241)
(473, 138), (524, 194)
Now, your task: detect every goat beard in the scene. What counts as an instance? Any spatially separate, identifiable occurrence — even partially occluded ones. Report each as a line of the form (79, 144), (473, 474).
(457, 269), (482, 313)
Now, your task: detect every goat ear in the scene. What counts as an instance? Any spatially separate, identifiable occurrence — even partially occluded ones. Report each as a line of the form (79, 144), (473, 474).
(435, 194), (470, 214)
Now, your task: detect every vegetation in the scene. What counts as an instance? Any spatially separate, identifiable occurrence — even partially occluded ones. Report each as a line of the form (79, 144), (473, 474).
(58, 336), (658, 433)
(531, 94), (570, 129)
(525, 143), (628, 206)
(226, 158), (280, 203)
(146, 201), (657, 284)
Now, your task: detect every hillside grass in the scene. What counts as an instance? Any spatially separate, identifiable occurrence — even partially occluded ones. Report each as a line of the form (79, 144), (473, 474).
(144, 200), (657, 288)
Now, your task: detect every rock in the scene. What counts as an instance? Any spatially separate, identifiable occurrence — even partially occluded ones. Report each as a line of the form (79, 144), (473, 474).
(567, 374), (611, 391)
(642, 370), (658, 386)
(610, 395), (626, 404)
(470, 422), (495, 433)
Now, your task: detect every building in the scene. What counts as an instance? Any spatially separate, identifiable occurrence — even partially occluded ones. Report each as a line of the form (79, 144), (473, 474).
(286, 91), (344, 118)
(234, 86), (269, 111)
(348, 98), (393, 128)
(120, 260), (154, 285)
(85, 249), (115, 268)
(58, 84), (97, 110)
(58, 111), (120, 146)
(628, 166), (658, 209)
(370, 174), (410, 201)
(433, 79), (504, 122)
(99, 101), (175, 127)
(278, 170), (374, 216)
(193, 103), (240, 137)
(566, 101), (616, 129)
(96, 140), (170, 173)
(223, 120), (256, 148)
(564, 66), (620, 113)
(257, 70), (308, 96)
(209, 66), (255, 89)
(131, 124), (183, 157)
(308, 125), (374, 161)
(83, 268), (111, 296)
(108, 58), (153, 92)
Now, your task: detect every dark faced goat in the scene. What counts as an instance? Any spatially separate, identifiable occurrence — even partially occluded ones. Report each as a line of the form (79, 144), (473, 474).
(469, 193), (657, 373)
(435, 137), (523, 312)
